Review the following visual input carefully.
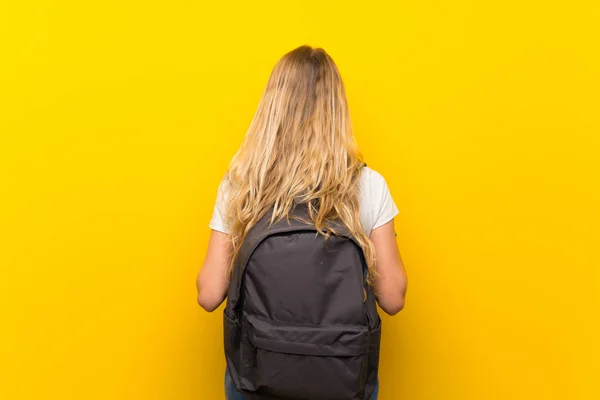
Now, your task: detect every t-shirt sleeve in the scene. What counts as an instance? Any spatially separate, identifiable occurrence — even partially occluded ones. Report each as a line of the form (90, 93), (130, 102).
(371, 171), (400, 231)
(208, 177), (231, 234)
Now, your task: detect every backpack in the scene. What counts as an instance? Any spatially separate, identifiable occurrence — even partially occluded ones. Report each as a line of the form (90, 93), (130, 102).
(223, 203), (381, 400)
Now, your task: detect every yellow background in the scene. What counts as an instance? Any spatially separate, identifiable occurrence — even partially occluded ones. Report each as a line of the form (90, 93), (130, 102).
(1, 1), (599, 399)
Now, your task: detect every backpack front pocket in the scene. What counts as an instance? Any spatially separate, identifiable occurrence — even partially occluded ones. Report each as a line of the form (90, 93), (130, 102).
(240, 315), (370, 400)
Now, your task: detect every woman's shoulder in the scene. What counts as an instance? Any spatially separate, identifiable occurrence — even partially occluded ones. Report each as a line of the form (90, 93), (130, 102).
(359, 165), (389, 189)
(359, 165), (397, 208)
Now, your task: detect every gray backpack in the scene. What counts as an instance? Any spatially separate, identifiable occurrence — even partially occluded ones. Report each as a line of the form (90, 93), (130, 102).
(223, 203), (381, 400)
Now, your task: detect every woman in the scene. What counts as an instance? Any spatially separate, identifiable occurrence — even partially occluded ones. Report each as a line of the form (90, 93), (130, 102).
(197, 45), (408, 400)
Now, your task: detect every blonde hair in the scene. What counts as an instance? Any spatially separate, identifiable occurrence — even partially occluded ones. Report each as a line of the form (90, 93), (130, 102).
(219, 45), (377, 284)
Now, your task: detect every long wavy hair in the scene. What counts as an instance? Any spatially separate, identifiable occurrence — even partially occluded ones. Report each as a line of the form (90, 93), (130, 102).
(219, 45), (377, 284)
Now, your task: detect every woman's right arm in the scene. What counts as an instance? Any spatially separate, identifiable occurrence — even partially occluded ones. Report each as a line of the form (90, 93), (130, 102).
(370, 218), (408, 315)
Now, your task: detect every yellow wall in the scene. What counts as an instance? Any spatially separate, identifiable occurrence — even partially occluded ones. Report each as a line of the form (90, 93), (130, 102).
(1, 1), (598, 399)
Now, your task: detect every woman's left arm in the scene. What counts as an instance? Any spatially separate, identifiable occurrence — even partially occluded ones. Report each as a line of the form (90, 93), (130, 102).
(196, 230), (232, 312)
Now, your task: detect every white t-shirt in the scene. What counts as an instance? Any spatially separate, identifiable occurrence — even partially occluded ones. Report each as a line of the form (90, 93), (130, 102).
(209, 166), (399, 237)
